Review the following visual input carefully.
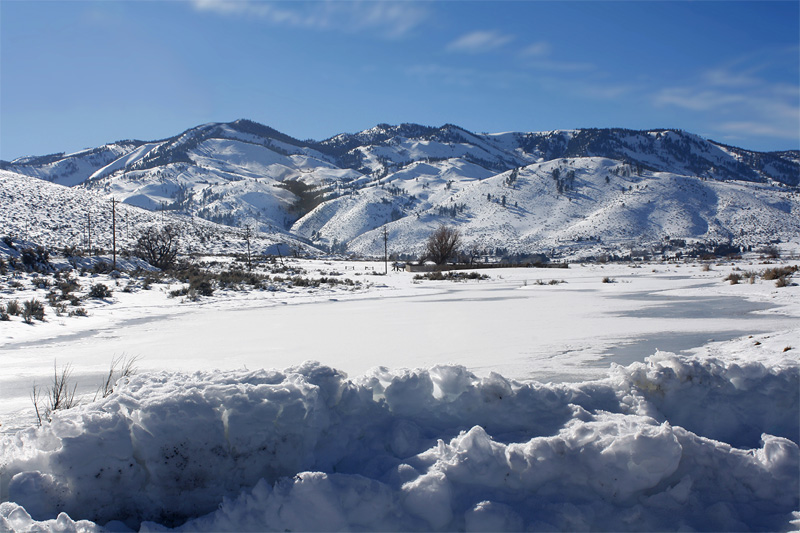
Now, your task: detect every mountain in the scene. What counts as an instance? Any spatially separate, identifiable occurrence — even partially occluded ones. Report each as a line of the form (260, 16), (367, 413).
(2, 120), (798, 259)
(0, 170), (315, 258)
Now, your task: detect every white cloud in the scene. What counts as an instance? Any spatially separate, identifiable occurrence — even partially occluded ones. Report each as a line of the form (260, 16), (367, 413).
(522, 59), (596, 73)
(405, 64), (481, 87)
(717, 121), (799, 141)
(405, 63), (533, 90)
(659, 88), (798, 142)
(653, 58), (800, 143)
(520, 41), (551, 58)
(578, 83), (636, 100)
(446, 30), (514, 53)
(191, 0), (428, 38)
(515, 42), (595, 73)
(654, 88), (745, 112)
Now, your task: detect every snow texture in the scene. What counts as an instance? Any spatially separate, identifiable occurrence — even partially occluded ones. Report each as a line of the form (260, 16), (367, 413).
(2, 354), (798, 531)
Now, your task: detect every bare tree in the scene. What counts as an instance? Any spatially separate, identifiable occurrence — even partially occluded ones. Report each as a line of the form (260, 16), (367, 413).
(424, 225), (461, 265)
(135, 224), (181, 270)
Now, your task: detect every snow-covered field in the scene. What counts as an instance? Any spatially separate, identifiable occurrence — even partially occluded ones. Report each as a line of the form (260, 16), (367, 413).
(1, 259), (798, 531)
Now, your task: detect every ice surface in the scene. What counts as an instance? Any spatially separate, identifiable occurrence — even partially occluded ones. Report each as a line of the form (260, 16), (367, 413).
(1, 353), (797, 531)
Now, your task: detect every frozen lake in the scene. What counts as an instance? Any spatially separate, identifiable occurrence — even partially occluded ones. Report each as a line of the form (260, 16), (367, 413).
(2, 261), (797, 433)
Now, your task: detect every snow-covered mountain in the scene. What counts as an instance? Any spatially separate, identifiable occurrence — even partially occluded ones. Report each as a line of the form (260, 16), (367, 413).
(2, 120), (798, 258)
(0, 170), (316, 258)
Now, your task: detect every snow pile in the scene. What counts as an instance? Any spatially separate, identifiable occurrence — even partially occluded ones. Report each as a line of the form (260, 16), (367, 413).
(1, 356), (798, 531)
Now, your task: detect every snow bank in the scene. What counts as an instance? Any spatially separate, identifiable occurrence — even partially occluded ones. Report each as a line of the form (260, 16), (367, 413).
(1, 356), (798, 531)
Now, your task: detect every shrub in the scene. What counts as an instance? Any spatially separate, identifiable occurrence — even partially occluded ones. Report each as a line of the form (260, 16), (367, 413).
(91, 261), (114, 274)
(6, 299), (21, 316)
(20, 248), (37, 268)
(58, 277), (81, 297)
(189, 274), (215, 296)
(290, 276), (315, 287)
(20, 246), (51, 272)
(725, 273), (741, 285)
(46, 290), (60, 306)
(34, 277), (52, 290)
(0, 311), (8, 321)
(140, 275), (159, 290)
(88, 283), (112, 298)
(602, 277), (613, 283)
(169, 286), (189, 298)
(413, 270), (488, 282)
(32, 363), (77, 426)
(69, 307), (88, 317)
(217, 268), (265, 289)
(762, 266), (797, 280)
(742, 271), (758, 284)
(122, 282), (135, 293)
(22, 299), (45, 323)
(62, 245), (80, 257)
(758, 245), (780, 259)
(96, 355), (139, 399)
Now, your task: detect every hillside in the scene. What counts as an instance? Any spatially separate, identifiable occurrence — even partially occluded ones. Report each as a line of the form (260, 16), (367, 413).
(0, 170), (316, 258)
(2, 121), (798, 259)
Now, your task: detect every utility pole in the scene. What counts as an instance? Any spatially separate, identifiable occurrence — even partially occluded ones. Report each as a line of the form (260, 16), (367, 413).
(244, 225), (252, 271)
(383, 226), (388, 274)
(111, 198), (117, 270)
(87, 213), (92, 257)
(275, 243), (285, 267)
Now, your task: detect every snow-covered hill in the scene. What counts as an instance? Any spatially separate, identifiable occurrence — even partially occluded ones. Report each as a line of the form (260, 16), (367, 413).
(0, 170), (316, 258)
(343, 157), (800, 257)
(2, 120), (798, 259)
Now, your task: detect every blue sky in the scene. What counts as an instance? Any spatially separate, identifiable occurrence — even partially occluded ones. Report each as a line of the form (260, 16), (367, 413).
(1, 0), (798, 160)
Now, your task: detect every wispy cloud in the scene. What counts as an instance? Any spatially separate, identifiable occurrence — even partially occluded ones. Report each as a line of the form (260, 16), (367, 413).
(654, 88), (745, 111)
(405, 63), (532, 90)
(717, 121), (799, 141)
(522, 59), (596, 73)
(515, 41), (595, 73)
(446, 30), (514, 53)
(191, 0), (428, 38)
(578, 83), (636, 100)
(520, 41), (551, 58)
(654, 53), (799, 143)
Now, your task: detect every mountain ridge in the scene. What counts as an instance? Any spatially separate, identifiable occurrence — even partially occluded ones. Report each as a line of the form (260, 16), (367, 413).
(2, 120), (798, 259)
(5, 120), (798, 183)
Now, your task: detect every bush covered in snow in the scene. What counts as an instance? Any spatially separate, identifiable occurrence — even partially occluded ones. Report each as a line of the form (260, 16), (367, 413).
(87, 283), (112, 299)
(1, 354), (798, 532)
